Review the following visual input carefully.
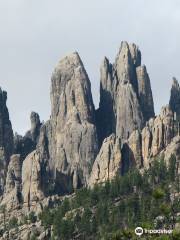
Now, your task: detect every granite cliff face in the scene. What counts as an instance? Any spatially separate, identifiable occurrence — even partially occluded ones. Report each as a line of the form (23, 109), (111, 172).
(0, 42), (179, 234)
(120, 105), (175, 172)
(88, 134), (121, 186)
(49, 52), (98, 192)
(1, 154), (21, 211)
(96, 42), (154, 145)
(169, 77), (180, 120)
(22, 150), (45, 209)
(0, 89), (14, 195)
(14, 112), (42, 160)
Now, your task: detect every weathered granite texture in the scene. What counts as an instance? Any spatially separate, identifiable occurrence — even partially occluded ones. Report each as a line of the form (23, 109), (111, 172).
(88, 134), (121, 186)
(0, 89), (14, 195)
(96, 41), (155, 144)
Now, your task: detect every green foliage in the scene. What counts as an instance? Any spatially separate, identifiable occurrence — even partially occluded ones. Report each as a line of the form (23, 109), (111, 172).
(168, 154), (177, 182)
(39, 207), (54, 229)
(152, 188), (165, 200)
(8, 217), (18, 229)
(53, 219), (74, 239)
(39, 155), (179, 239)
(21, 215), (28, 225)
(172, 229), (180, 240)
(28, 211), (37, 223)
(160, 203), (171, 216)
(30, 234), (38, 240)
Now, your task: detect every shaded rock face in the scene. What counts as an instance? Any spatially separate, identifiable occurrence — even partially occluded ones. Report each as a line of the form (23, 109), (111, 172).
(1, 155), (21, 210)
(49, 52), (98, 192)
(136, 65), (155, 122)
(96, 42), (154, 144)
(88, 134), (121, 186)
(0, 89), (14, 195)
(121, 130), (142, 175)
(169, 78), (180, 120)
(14, 112), (41, 160)
(30, 112), (41, 143)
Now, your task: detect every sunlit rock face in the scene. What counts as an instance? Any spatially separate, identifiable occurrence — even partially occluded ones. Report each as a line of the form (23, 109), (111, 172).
(88, 134), (122, 186)
(49, 52), (98, 192)
(96, 41), (154, 144)
(122, 105), (175, 170)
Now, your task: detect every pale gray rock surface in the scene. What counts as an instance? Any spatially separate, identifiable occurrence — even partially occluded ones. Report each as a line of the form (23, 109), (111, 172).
(1, 154), (21, 211)
(49, 52), (98, 192)
(121, 129), (142, 175)
(162, 136), (180, 174)
(136, 65), (155, 121)
(88, 134), (121, 186)
(96, 41), (155, 144)
(124, 105), (175, 169)
(22, 150), (45, 209)
(0, 43), (179, 222)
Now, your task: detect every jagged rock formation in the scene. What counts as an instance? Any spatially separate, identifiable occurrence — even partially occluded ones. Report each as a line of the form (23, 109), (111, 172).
(0, 52), (99, 209)
(88, 134), (121, 186)
(0, 89), (14, 195)
(136, 65), (155, 122)
(49, 52), (98, 192)
(0, 42), (179, 224)
(162, 136), (180, 174)
(169, 77), (180, 120)
(1, 154), (21, 210)
(22, 150), (45, 209)
(90, 104), (176, 186)
(121, 129), (142, 174)
(29, 112), (41, 143)
(14, 112), (41, 160)
(96, 41), (155, 144)
(121, 105), (175, 170)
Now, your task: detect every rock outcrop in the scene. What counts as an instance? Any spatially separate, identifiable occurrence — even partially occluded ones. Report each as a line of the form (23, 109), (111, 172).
(169, 77), (180, 120)
(48, 52), (98, 192)
(0, 88), (14, 195)
(162, 136), (180, 174)
(88, 134), (121, 186)
(121, 105), (175, 170)
(0, 42), (179, 219)
(1, 154), (21, 210)
(22, 150), (45, 209)
(136, 65), (155, 122)
(121, 129), (142, 174)
(93, 104), (176, 184)
(14, 112), (41, 160)
(29, 112), (41, 143)
(96, 42), (155, 144)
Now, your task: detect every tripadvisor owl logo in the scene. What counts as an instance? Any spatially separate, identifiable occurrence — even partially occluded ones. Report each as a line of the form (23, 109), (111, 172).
(135, 227), (173, 236)
(135, 227), (144, 236)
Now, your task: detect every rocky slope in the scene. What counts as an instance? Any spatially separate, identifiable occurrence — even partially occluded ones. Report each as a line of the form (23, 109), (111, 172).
(0, 42), (179, 239)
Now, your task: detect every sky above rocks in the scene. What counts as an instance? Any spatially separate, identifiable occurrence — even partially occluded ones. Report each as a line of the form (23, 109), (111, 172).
(0, 0), (180, 134)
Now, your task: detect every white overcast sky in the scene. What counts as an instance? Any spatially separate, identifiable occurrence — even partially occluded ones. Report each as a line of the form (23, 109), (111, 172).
(0, 0), (180, 134)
